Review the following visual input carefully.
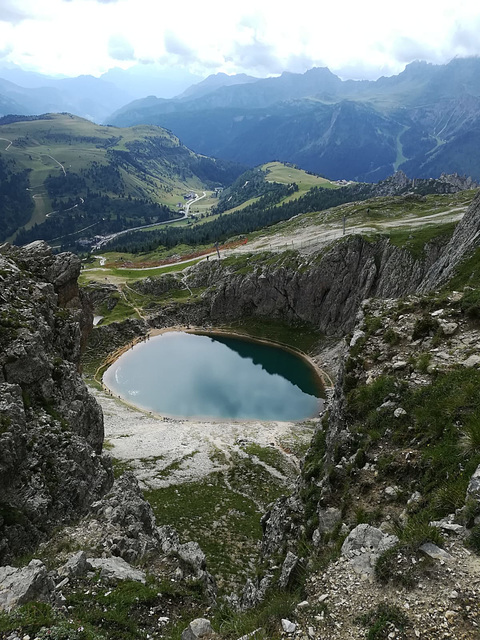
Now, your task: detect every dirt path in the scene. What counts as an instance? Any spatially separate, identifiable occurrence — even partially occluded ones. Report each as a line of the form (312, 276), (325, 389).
(227, 205), (468, 256)
(0, 137), (13, 150)
(122, 284), (147, 320)
(44, 153), (66, 176)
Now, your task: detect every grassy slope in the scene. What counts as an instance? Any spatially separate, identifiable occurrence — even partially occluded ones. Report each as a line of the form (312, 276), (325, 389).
(79, 257), (203, 286)
(243, 189), (476, 244)
(0, 114), (208, 237)
(262, 161), (337, 192)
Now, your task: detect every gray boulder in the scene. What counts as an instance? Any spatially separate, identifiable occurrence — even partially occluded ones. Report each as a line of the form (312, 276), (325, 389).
(88, 557), (146, 583)
(178, 541), (206, 573)
(341, 524), (398, 576)
(0, 560), (55, 612)
(419, 542), (453, 561)
(463, 355), (480, 368)
(181, 618), (215, 640)
(57, 551), (89, 579)
(281, 619), (297, 634)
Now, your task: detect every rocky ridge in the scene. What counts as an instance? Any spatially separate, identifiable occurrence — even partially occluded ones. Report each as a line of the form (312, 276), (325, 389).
(0, 241), (113, 563)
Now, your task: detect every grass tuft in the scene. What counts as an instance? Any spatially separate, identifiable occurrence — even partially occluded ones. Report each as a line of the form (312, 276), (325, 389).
(358, 602), (409, 639)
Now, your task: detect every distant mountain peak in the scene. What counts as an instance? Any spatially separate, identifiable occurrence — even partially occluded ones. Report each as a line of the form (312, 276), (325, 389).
(176, 72), (260, 100)
(305, 66), (339, 76)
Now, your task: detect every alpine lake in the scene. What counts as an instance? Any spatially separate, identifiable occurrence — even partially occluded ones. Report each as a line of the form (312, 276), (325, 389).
(103, 331), (324, 421)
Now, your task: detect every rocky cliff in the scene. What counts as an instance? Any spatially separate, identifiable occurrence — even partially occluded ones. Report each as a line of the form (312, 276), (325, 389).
(254, 289), (480, 638)
(420, 189), (480, 290)
(0, 241), (113, 563)
(179, 236), (441, 335)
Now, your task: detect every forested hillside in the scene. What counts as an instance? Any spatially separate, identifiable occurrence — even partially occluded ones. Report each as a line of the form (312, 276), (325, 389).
(105, 169), (475, 254)
(0, 114), (244, 248)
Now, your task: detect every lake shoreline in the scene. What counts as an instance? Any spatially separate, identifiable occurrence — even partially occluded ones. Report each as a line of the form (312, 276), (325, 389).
(102, 328), (325, 422)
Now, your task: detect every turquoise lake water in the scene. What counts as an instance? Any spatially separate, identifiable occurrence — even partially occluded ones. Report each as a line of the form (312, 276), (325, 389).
(103, 331), (324, 420)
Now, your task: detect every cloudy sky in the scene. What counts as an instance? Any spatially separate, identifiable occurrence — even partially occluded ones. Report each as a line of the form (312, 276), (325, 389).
(1, 0), (479, 81)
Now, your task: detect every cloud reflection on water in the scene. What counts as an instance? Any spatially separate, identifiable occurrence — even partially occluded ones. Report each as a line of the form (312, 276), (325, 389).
(104, 332), (322, 420)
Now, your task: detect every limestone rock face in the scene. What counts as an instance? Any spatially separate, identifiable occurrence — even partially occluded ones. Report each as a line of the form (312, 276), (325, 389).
(0, 242), (113, 564)
(185, 236), (439, 336)
(314, 507), (342, 540)
(466, 464), (480, 502)
(88, 471), (160, 564)
(57, 551), (89, 579)
(260, 495), (305, 557)
(278, 551), (302, 589)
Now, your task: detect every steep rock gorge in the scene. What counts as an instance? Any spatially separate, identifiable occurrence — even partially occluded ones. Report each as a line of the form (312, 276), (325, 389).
(139, 189), (480, 338)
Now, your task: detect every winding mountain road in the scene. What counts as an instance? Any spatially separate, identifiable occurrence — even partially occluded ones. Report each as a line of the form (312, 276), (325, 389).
(92, 191), (207, 251)
(44, 154), (66, 176)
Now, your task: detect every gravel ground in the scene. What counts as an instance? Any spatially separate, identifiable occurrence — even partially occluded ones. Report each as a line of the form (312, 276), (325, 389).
(93, 387), (316, 489)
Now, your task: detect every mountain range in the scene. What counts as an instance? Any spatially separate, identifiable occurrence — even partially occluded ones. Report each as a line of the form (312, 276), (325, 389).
(107, 58), (480, 182)
(0, 62), (204, 123)
(1, 58), (480, 182)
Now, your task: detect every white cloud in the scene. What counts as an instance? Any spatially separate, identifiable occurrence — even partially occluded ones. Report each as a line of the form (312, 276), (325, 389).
(0, 44), (13, 59)
(391, 37), (441, 65)
(230, 38), (284, 75)
(108, 34), (135, 61)
(164, 31), (194, 60)
(0, 0), (480, 80)
(0, 1), (30, 25)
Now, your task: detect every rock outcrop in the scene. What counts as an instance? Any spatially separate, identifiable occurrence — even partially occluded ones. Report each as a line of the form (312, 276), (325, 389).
(54, 472), (217, 603)
(341, 524), (398, 576)
(372, 170), (477, 196)
(0, 560), (55, 612)
(0, 241), (113, 563)
(180, 236), (441, 336)
(420, 189), (480, 290)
